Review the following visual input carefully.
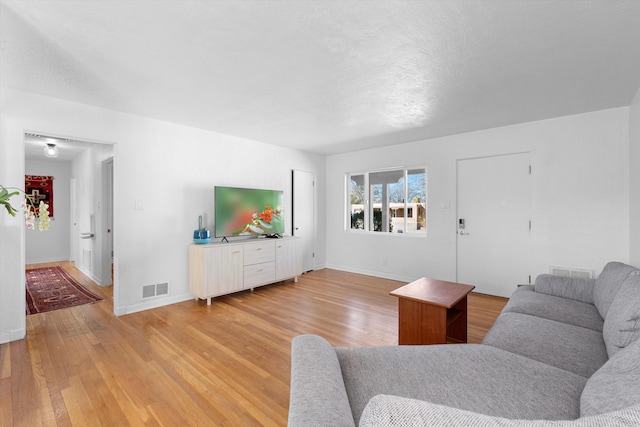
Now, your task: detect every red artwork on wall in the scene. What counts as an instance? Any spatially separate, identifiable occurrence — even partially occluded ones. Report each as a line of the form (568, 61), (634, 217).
(25, 175), (54, 217)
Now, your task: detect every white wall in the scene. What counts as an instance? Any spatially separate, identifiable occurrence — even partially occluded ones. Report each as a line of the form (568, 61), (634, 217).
(0, 113), (27, 344)
(630, 87), (640, 267)
(326, 107), (630, 283)
(25, 159), (71, 263)
(0, 88), (326, 343)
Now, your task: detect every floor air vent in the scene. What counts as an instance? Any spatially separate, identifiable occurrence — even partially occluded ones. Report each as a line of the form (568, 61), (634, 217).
(142, 282), (170, 298)
(549, 266), (594, 279)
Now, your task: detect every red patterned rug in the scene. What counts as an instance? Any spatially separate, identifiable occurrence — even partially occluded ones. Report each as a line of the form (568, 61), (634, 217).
(26, 266), (103, 315)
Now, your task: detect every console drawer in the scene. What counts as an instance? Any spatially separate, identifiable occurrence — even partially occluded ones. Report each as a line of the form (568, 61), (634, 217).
(243, 241), (275, 265)
(244, 262), (276, 288)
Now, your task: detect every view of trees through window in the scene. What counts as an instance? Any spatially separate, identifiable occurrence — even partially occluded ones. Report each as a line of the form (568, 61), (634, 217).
(348, 168), (426, 234)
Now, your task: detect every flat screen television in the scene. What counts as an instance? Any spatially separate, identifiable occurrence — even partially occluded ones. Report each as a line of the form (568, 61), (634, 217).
(214, 186), (285, 238)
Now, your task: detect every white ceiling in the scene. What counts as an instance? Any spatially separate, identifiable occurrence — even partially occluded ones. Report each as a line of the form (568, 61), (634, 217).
(2, 0), (640, 155)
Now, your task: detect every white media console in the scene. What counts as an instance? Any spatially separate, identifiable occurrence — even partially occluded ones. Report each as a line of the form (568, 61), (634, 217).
(188, 237), (302, 305)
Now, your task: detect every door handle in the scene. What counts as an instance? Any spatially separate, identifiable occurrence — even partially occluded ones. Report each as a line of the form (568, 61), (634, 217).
(458, 231), (469, 235)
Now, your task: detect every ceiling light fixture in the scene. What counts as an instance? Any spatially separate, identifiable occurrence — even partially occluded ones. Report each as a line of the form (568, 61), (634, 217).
(43, 143), (59, 158)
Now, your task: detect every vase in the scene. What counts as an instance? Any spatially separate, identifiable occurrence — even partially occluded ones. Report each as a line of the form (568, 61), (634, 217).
(193, 229), (211, 244)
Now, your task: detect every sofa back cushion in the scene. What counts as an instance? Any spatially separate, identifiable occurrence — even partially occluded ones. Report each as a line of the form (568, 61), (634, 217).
(580, 336), (640, 417)
(593, 262), (639, 318)
(602, 274), (640, 357)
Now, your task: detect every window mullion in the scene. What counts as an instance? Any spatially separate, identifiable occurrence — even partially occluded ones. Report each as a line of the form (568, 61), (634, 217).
(364, 173), (370, 232)
(404, 169), (408, 234)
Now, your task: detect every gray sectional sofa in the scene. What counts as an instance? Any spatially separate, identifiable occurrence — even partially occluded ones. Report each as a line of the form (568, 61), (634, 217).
(288, 262), (640, 426)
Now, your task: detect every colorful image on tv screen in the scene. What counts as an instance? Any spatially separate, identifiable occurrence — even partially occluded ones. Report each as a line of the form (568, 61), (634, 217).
(215, 187), (284, 237)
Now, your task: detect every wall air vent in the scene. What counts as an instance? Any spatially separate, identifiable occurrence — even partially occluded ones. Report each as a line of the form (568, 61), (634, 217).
(549, 266), (594, 279)
(142, 284), (156, 298)
(156, 282), (169, 296)
(142, 282), (170, 298)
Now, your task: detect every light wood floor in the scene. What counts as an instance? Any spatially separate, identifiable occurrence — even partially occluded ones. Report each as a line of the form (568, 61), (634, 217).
(2, 262), (507, 426)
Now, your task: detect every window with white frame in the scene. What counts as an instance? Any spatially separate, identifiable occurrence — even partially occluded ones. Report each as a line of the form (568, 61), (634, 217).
(347, 167), (426, 234)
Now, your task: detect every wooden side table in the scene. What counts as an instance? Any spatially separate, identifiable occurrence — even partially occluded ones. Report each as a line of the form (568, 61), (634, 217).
(390, 278), (475, 345)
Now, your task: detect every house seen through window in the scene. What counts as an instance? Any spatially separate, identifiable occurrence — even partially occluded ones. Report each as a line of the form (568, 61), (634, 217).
(348, 167), (426, 234)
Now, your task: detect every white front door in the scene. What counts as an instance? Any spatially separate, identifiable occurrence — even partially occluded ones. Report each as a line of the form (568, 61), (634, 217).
(457, 153), (531, 297)
(292, 169), (315, 272)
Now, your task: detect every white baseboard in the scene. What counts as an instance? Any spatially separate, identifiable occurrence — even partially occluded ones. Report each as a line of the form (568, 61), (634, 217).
(116, 293), (194, 316)
(324, 263), (416, 284)
(75, 264), (102, 286)
(0, 327), (26, 344)
(26, 256), (69, 264)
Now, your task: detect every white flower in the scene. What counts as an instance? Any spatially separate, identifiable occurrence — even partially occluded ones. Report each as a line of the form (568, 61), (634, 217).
(1, 185), (51, 231)
(24, 205), (36, 229)
(38, 202), (50, 231)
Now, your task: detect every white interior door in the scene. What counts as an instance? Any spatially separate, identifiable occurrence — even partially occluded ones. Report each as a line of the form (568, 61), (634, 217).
(101, 158), (114, 286)
(292, 169), (315, 272)
(457, 153), (530, 297)
(70, 177), (78, 264)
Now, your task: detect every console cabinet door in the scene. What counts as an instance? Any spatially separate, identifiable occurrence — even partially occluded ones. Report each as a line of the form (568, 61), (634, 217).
(275, 238), (302, 281)
(207, 245), (244, 296)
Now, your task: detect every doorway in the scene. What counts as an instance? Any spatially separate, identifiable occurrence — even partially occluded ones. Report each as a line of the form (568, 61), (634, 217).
(24, 133), (116, 301)
(456, 153), (531, 297)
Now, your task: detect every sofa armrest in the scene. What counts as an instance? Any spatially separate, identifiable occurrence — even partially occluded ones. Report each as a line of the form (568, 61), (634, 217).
(288, 334), (356, 427)
(534, 274), (595, 304)
(359, 395), (640, 426)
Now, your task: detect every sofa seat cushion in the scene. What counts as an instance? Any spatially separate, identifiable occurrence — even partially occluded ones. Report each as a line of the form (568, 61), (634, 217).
(602, 274), (640, 357)
(581, 332), (640, 417)
(335, 343), (586, 425)
(503, 286), (604, 331)
(593, 262), (640, 318)
(360, 395), (640, 427)
(482, 312), (607, 378)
